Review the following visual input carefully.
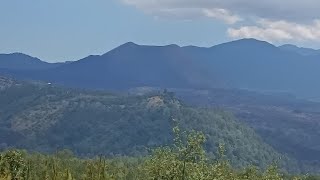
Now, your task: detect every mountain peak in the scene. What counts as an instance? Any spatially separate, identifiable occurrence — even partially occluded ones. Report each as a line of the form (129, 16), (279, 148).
(4, 52), (33, 58)
(122, 42), (139, 47)
(0, 53), (43, 62)
(210, 38), (276, 51)
(0, 53), (60, 70)
(166, 44), (180, 47)
(280, 44), (299, 49)
(229, 38), (274, 46)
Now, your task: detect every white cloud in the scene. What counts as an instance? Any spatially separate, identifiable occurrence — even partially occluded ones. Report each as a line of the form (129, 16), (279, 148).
(228, 19), (320, 42)
(122, 0), (320, 42)
(203, 8), (241, 24)
(122, 0), (241, 24)
(122, 0), (320, 22)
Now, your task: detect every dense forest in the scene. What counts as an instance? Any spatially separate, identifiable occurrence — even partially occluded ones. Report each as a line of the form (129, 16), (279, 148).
(1, 76), (320, 177)
(0, 128), (319, 180)
(173, 87), (320, 168)
(0, 77), (291, 170)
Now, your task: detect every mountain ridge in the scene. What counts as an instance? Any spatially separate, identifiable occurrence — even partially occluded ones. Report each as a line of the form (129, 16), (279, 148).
(2, 38), (320, 100)
(2, 38), (316, 64)
(279, 44), (320, 56)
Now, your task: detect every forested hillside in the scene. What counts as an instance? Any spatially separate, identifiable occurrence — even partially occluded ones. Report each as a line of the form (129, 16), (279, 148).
(0, 131), (315, 180)
(0, 118), (315, 179)
(0, 76), (296, 172)
(172, 88), (320, 172)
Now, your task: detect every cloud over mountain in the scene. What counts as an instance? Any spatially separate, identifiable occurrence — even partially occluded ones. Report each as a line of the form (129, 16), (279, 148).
(122, 0), (320, 42)
(228, 19), (320, 42)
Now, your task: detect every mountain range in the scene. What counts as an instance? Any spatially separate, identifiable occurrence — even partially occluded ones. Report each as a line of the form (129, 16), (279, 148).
(1, 38), (320, 100)
(2, 38), (320, 172)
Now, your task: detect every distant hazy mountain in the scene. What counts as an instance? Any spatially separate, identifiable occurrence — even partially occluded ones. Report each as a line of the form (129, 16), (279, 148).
(0, 53), (61, 70)
(2, 39), (320, 99)
(279, 44), (320, 56)
(41, 42), (218, 89)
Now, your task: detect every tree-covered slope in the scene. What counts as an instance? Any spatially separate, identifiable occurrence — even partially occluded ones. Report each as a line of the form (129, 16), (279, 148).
(171, 87), (320, 173)
(0, 76), (293, 170)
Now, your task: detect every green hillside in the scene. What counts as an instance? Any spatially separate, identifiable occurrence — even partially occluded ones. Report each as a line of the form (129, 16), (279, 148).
(0, 77), (294, 171)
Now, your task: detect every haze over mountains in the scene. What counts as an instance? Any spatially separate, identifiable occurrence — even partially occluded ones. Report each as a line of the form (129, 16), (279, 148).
(3, 38), (320, 173)
(1, 38), (320, 100)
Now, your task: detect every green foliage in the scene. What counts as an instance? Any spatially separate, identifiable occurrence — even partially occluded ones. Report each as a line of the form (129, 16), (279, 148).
(0, 150), (26, 179)
(0, 127), (315, 180)
(0, 81), (292, 172)
(141, 128), (207, 180)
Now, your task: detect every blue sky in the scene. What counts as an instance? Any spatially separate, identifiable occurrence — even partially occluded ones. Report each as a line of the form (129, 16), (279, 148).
(1, 0), (320, 62)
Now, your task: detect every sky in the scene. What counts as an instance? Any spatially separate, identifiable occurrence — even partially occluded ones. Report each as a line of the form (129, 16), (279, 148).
(1, 0), (320, 62)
